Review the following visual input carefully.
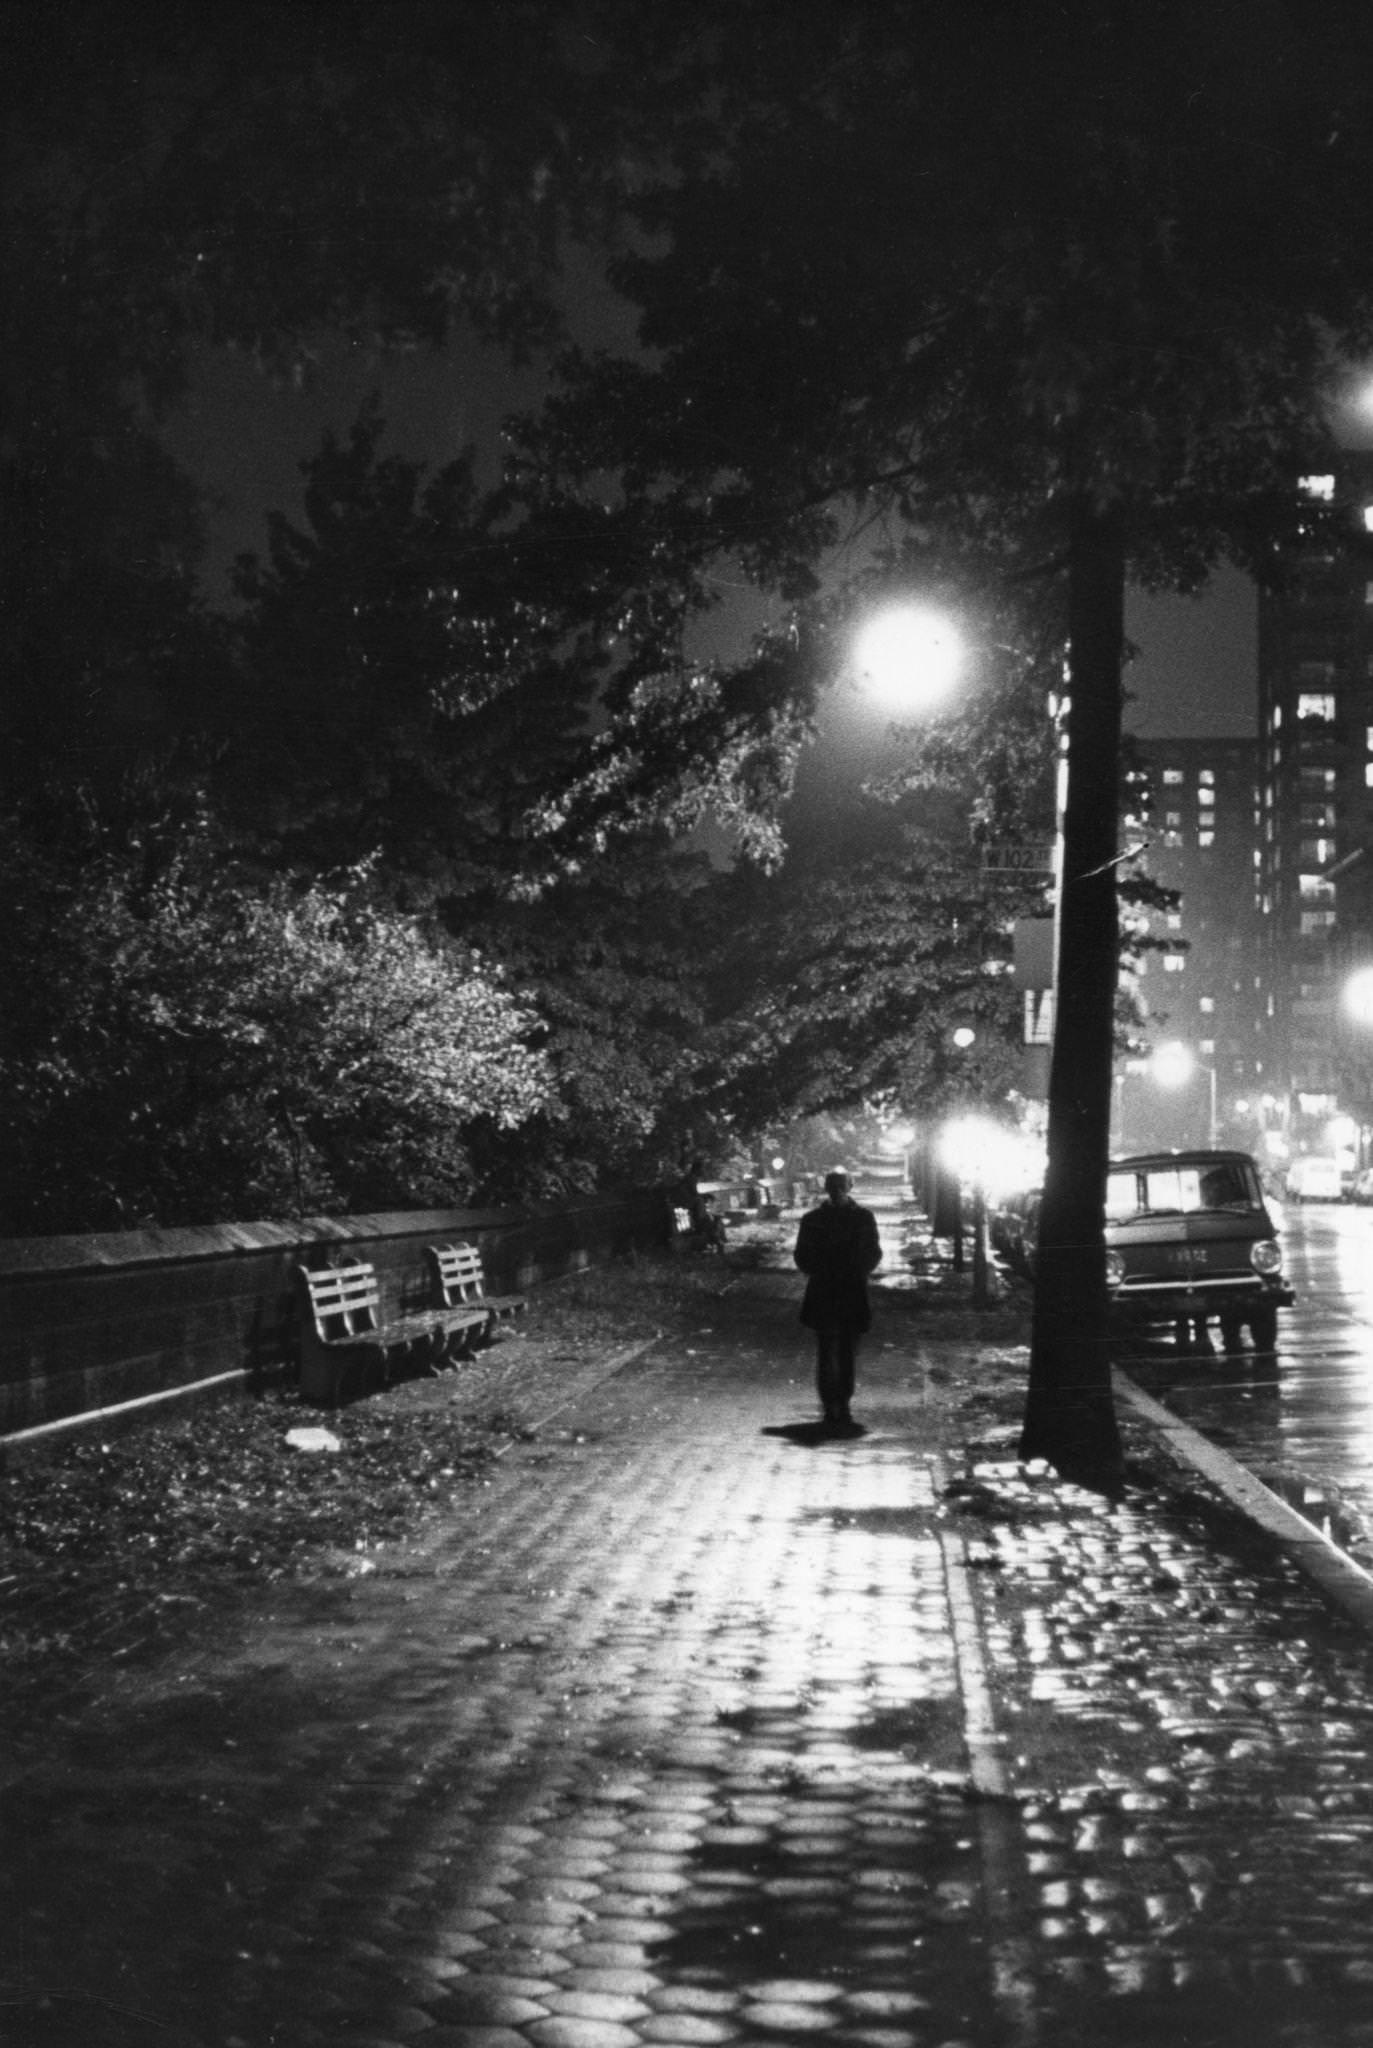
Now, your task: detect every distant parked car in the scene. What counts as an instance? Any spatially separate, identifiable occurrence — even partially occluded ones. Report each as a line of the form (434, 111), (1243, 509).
(989, 1186), (1041, 1279)
(1104, 1148), (1294, 1353)
(1287, 1154), (1344, 1202)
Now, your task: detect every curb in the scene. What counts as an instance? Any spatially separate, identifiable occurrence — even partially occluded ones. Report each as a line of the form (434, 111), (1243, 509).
(1116, 1367), (1373, 1631)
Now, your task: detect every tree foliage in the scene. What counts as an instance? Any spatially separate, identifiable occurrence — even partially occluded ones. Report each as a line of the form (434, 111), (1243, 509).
(225, 401), (808, 891)
(0, 0), (612, 802)
(0, 809), (552, 1233)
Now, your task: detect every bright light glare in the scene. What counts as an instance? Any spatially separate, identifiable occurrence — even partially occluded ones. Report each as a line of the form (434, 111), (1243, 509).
(1151, 1040), (1195, 1090)
(854, 605), (964, 711)
(1345, 967), (1373, 1028)
(939, 1118), (1044, 1200)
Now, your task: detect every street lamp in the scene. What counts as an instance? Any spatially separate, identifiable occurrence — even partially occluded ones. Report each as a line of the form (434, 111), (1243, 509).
(853, 603), (965, 712)
(1343, 965), (1373, 1028)
(1153, 1039), (1218, 1146)
(1341, 968), (1373, 1169)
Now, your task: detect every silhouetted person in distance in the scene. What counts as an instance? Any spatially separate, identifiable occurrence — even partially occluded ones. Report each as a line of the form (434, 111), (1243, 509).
(794, 1168), (882, 1431)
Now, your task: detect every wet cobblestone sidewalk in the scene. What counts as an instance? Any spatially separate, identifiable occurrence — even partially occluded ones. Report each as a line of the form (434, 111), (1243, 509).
(6, 1277), (1373, 2048)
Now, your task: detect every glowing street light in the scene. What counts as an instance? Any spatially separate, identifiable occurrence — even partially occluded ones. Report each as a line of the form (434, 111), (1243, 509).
(1153, 1039), (1218, 1145)
(853, 603), (964, 712)
(1344, 965), (1373, 1028)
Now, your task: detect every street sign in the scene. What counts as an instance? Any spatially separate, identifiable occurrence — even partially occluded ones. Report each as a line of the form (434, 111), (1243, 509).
(982, 844), (1055, 873)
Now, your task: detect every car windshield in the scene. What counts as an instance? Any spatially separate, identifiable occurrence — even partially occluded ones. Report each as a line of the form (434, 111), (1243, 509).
(1106, 1160), (1262, 1220)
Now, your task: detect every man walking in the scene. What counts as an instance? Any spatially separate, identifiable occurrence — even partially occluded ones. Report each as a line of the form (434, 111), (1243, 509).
(794, 1168), (883, 1432)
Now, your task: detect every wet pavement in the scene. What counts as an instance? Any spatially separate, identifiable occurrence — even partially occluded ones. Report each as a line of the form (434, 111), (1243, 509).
(1114, 1201), (1373, 1573)
(7, 1251), (1373, 2047)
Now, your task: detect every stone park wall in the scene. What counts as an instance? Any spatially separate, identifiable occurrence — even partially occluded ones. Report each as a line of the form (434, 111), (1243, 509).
(0, 1190), (669, 1449)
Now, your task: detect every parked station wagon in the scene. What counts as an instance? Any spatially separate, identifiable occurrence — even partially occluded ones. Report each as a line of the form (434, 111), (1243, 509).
(1104, 1148), (1294, 1352)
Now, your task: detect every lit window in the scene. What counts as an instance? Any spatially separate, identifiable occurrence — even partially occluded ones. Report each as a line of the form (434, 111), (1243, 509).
(1363, 505), (1373, 533)
(1198, 769), (1215, 786)
(1200, 997), (1215, 1013)
(1366, 762), (1373, 788)
(1198, 787), (1215, 807)
(1200, 1039), (1216, 1057)
(1299, 873), (1335, 898)
(1297, 693), (1336, 721)
(1301, 909), (1336, 932)
(1164, 954), (1185, 973)
(1166, 913), (1182, 930)
(1273, 705), (1283, 728)
(1165, 810), (1181, 828)
(1163, 769), (1184, 784)
(1198, 830), (1215, 847)
(1301, 474), (1336, 499)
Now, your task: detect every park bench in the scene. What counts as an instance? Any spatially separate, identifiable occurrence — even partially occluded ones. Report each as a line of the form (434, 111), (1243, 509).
(425, 1242), (527, 1328)
(295, 1259), (489, 1405)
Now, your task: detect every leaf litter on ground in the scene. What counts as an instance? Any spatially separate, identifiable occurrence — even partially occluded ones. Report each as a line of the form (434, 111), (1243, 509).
(0, 1251), (774, 1675)
(0, 1239), (1032, 1680)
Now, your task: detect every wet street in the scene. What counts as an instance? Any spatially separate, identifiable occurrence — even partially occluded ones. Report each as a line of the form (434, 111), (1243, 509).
(1115, 1200), (1373, 1556)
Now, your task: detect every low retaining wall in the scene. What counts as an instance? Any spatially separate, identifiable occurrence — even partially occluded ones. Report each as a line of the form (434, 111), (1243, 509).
(0, 1190), (669, 1448)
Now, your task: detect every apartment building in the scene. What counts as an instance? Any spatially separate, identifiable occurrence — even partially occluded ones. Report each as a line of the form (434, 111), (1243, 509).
(1257, 451), (1373, 1154)
(1121, 736), (1264, 1152)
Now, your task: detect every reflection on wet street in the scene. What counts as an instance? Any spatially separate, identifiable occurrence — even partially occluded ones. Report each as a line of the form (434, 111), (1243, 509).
(1117, 1202), (1373, 1560)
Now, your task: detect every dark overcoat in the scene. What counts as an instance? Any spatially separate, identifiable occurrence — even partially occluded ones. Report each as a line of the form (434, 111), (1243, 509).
(794, 1197), (883, 1332)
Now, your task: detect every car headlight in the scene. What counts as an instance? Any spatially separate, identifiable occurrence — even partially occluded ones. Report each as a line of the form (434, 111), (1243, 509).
(1251, 1239), (1283, 1276)
(1104, 1249), (1125, 1288)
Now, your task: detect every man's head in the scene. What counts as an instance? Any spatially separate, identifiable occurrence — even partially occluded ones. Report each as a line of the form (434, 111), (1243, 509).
(823, 1168), (851, 1201)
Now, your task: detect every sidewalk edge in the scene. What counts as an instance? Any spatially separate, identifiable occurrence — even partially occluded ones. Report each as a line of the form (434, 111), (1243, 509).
(1115, 1368), (1373, 1631)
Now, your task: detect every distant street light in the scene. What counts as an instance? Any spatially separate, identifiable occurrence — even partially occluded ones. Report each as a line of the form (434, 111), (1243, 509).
(853, 603), (965, 711)
(1343, 965), (1373, 1028)
(1153, 1039), (1218, 1146)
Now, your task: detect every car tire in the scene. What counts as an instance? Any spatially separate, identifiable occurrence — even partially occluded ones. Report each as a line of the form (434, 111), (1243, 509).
(1249, 1303), (1279, 1353)
(1220, 1312), (1245, 1353)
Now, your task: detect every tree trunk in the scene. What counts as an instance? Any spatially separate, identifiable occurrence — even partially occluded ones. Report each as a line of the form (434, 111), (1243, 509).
(1018, 499), (1126, 1485)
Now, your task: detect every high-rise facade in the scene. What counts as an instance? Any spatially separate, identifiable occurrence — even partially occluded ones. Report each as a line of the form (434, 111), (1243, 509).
(1257, 451), (1373, 1155)
(1120, 736), (1264, 1151)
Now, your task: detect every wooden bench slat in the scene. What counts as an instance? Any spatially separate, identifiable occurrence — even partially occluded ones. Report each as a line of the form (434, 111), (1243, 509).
(296, 1259), (493, 1405)
(426, 1243), (526, 1322)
